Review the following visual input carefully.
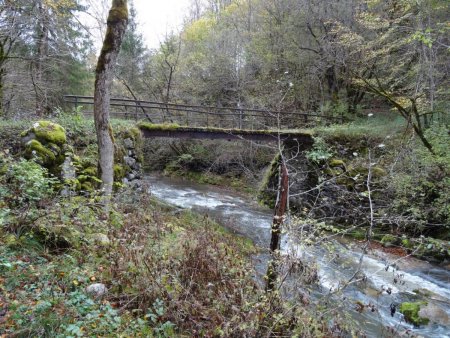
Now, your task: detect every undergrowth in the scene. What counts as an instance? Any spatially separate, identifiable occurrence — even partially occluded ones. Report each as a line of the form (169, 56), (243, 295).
(0, 180), (338, 337)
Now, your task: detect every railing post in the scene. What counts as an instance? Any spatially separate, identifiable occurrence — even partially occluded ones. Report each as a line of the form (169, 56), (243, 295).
(239, 109), (243, 129)
(74, 96), (78, 112)
(135, 101), (138, 121)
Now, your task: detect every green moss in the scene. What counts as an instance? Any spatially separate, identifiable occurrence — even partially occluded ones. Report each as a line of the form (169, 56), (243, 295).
(32, 121), (67, 145)
(399, 302), (429, 326)
(114, 164), (126, 181)
(121, 126), (142, 141)
(109, 1), (128, 21)
(113, 182), (124, 190)
(336, 176), (354, 188)
(324, 168), (340, 176)
(139, 122), (181, 131)
(129, 127), (142, 140)
(77, 175), (89, 183)
(0, 163), (7, 175)
(33, 223), (82, 249)
(64, 178), (81, 191)
(401, 238), (414, 249)
(257, 153), (281, 208)
(329, 159), (345, 167)
(348, 166), (369, 177)
(81, 181), (94, 192)
(380, 234), (397, 247)
(413, 237), (450, 261)
(25, 139), (56, 164)
(349, 229), (366, 240)
(372, 166), (387, 178)
(81, 167), (97, 176)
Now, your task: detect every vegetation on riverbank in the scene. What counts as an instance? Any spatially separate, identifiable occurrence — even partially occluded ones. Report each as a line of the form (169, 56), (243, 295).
(142, 114), (449, 263)
(1, 116), (356, 337)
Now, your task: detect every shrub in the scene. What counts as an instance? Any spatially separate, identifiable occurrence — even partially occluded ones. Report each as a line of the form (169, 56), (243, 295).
(391, 124), (449, 237)
(0, 153), (57, 231)
(306, 137), (333, 163)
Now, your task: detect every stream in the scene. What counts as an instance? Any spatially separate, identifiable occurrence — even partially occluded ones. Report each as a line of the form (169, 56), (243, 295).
(146, 174), (450, 338)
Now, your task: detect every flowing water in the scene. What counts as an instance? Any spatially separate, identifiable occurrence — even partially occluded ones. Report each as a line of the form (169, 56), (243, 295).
(146, 174), (450, 338)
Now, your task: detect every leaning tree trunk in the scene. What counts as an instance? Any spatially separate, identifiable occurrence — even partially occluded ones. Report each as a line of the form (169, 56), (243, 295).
(94, 0), (128, 198)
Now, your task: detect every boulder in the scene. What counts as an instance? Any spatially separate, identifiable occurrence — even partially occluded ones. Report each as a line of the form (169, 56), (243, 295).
(124, 155), (136, 168)
(381, 234), (398, 248)
(123, 137), (134, 149)
(419, 303), (449, 326)
(89, 233), (110, 246)
(21, 121), (67, 172)
(86, 283), (107, 297)
(22, 121), (66, 145)
(400, 302), (430, 327)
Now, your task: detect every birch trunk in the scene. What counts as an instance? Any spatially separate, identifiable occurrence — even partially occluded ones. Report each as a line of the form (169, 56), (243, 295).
(94, 0), (128, 198)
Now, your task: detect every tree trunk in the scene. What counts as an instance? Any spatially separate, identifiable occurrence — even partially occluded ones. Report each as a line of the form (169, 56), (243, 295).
(94, 0), (128, 197)
(266, 159), (289, 291)
(34, 0), (49, 115)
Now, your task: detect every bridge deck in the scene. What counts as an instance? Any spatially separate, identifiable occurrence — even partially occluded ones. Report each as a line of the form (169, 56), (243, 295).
(138, 123), (314, 145)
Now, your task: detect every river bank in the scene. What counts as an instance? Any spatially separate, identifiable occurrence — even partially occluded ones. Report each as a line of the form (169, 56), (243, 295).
(146, 173), (450, 337)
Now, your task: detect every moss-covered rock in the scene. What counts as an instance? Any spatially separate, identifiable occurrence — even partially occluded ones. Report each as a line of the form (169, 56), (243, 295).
(33, 222), (82, 250)
(414, 238), (450, 262)
(400, 302), (430, 327)
(88, 233), (110, 247)
(25, 121), (67, 145)
(24, 139), (56, 165)
(329, 159), (345, 167)
(348, 166), (369, 178)
(401, 237), (414, 249)
(380, 234), (398, 247)
(22, 121), (68, 174)
(372, 166), (387, 178)
(418, 303), (450, 326)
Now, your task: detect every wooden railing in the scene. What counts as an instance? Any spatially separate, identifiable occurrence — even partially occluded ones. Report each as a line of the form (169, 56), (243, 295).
(63, 95), (347, 130)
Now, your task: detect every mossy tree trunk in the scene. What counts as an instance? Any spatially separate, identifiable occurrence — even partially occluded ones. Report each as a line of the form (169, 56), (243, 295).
(266, 159), (289, 291)
(94, 0), (128, 197)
